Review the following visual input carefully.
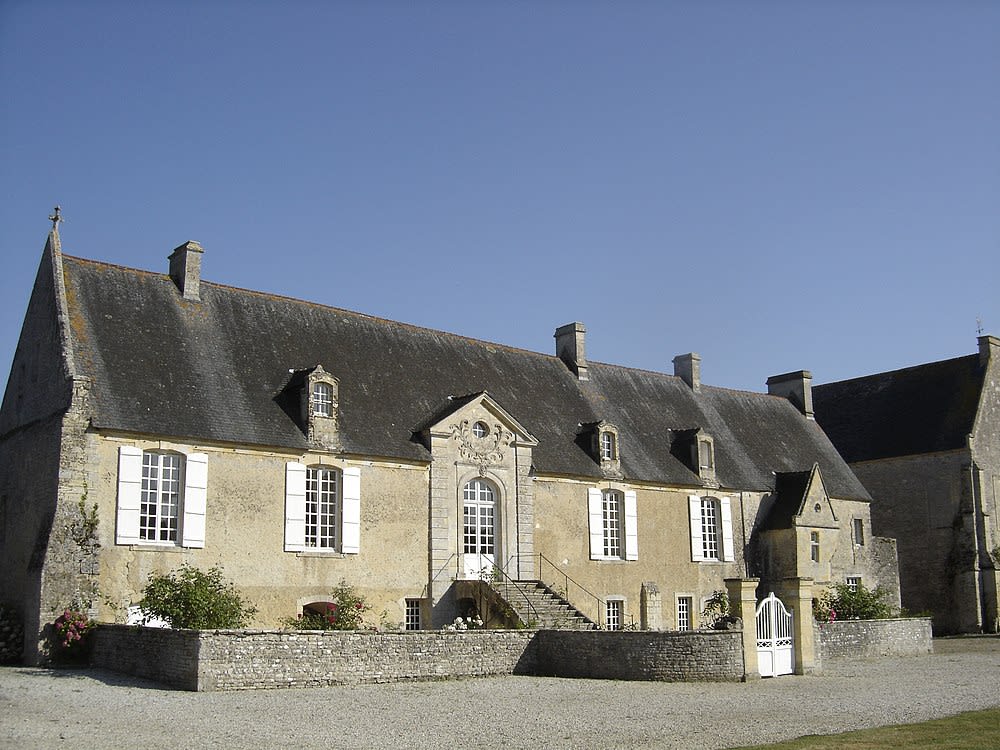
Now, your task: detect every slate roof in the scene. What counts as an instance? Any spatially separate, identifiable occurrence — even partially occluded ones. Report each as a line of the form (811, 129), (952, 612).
(812, 356), (984, 463)
(60, 253), (870, 500)
(759, 468), (813, 531)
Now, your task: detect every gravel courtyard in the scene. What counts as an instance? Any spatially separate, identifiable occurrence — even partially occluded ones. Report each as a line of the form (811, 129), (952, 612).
(2, 637), (998, 750)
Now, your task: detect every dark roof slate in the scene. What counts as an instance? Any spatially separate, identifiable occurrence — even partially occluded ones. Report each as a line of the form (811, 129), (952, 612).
(61, 254), (870, 500)
(812, 356), (984, 463)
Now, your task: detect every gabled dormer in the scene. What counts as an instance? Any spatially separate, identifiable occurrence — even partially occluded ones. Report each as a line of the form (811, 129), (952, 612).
(671, 428), (717, 486)
(581, 420), (621, 479)
(279, 364), (341, 450)
(419, 391), (538, 468)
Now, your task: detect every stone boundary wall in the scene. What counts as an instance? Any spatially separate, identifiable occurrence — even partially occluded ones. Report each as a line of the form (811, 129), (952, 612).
(91, 626), (744, 690)
(535, 629), (744, 682)
(814, 617), (932, 662)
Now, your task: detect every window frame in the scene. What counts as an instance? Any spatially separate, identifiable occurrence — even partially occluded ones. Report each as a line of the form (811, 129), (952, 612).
(676, 596), (693, 632)
(688, 495), (735, 563)
(605, 598), (624, 631)
(116, 446), (207, 549)
(284, 462), (361, 554)
(588, 487), (639, 561)
(305, 465), (341, 550)
(810, 531), (821, 563)
(845, 575), (862, 593)
(853, 518), (865, 547)
(312, 381), (334, 418)
(404, 599), (422, 631)
(599, 431), (616, 461)
(139, 451), (183, 544)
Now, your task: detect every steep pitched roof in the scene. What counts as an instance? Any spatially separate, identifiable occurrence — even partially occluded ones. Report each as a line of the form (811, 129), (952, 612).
(58, 253), (869, 499)
(813, 355), (984, 463)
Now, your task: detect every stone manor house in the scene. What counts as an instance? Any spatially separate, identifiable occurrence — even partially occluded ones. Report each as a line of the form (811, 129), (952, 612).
(1, 227), (899, 662)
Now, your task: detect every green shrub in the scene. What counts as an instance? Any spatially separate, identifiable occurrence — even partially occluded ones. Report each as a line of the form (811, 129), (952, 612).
(139, 564), (256, 629)
(283, 581), (371, 630)
(813, 582), (895, 622)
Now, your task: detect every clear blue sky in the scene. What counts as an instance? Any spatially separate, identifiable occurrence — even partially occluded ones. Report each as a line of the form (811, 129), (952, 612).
(2, 1), (998, 396)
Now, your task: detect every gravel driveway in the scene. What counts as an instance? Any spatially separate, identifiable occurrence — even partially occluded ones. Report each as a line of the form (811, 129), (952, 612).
(2, 637), (998, 750)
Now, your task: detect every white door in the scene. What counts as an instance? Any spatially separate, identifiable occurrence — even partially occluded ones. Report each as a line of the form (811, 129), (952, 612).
(462, 479), (496, 578)
(756, 593), (795, 677)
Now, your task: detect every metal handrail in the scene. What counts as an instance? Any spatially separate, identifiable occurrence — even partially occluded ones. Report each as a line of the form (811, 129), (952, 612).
(505, 552), (605, 628)
(483, 564), (541, 627)
(430, 553), (457, 584)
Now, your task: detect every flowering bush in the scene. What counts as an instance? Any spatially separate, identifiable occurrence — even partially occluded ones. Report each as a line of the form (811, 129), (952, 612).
(139, 564), (256, 629)
(283, 581), (371, 631)
(813, 582), (894, 622)
(51, 609), (94, 660)
(442, 615), (483, 632)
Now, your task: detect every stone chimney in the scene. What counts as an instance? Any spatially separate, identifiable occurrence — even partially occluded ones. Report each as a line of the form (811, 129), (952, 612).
(169, 241), (204, 301)
(767, 370), (814, 419)
(979, 334), (999, 367)
(555, 322), (588, 380)
(673, 353), (701, 392)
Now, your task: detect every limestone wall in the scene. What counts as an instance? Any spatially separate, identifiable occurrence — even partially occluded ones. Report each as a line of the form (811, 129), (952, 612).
(814, 617), (932, 662)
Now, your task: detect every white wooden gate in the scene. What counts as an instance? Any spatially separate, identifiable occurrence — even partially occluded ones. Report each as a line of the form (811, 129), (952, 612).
(755, 593), (794, 677)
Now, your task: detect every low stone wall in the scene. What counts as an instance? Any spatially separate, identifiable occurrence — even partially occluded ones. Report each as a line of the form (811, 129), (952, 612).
(535, 630), (744, 682)
(814, 617), (932, 662)
(92, 625), (538, 691)
(92, 626), (743, 690)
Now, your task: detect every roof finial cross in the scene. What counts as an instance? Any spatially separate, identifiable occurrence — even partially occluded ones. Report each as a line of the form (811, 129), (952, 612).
(49, 205), (62, 230)
(977, 317), (984, 336)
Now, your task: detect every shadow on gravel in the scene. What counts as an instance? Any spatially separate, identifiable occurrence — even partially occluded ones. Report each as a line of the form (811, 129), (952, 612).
(6, 666), (173, 691)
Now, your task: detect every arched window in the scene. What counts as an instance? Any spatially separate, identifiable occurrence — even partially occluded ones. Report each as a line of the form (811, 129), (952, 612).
(463, 479), (496, 562)
(600, 431), (616, 461)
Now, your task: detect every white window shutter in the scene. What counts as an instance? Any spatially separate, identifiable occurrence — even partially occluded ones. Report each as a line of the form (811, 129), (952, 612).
(720, 496), (735, 562)
(116, 446), (143, 545)
(688, 495), (705, 562)
(623, 490), (639, 561)
(284, 462), (307, 552)
(181, 453), (208, 548)
(587, 488), (604, 559)
(341, 466), (361, 554)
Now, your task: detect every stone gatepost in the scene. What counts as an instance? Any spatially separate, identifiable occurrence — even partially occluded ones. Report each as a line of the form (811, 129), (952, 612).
(640, 582), (662, 630)
(725, 577), (760, 681)
(780, 576), (818, 675)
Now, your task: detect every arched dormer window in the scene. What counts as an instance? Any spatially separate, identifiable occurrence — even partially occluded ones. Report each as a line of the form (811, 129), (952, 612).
(600, 431), (617, 461)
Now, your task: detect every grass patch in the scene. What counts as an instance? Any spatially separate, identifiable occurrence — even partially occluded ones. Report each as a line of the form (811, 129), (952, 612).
(728, 707), (1000, 749)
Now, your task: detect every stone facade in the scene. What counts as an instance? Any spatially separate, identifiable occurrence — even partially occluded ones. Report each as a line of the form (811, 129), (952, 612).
(1, 231), (898, 664)
(814, 336), (1000, 634)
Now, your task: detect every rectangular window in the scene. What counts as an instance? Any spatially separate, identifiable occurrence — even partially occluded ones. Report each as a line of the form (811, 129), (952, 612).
(140, 452), (182, 543)
(846, 576), (862, 593)
(853, 518), (865, 546)
(677, 597), (692, 631)
(600, 432), (615, 460)
(810, 531), (821, 563)
(306, 467), (340, 549)
(312, 382), (333, 417)
(603, 491), (622, 558)
(606, 599), (623, 631)
(700, 498), (720, 560)
(404, 599), (422, 630)
(698, 440), (714, 470)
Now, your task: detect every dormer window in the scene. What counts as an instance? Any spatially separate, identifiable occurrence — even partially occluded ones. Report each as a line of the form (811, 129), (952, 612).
(600, 431), (617, 461)
(313, 382), (334, 417)
(698, 437), (714, 472)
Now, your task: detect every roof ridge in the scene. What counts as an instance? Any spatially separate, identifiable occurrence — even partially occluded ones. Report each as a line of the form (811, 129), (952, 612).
(815, 352), (979, 389)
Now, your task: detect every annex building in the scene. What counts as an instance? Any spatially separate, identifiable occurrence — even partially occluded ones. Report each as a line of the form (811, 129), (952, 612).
(1, 226), (899, 662)
(814, 337), (1000, 634)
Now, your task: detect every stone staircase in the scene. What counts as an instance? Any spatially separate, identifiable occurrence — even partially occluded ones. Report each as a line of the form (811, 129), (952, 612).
(493, 580), (598, 630)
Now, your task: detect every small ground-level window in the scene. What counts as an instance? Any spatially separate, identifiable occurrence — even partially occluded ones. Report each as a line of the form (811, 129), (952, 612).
(810, 531), (820, 563)
(405, 599), (422, 630)
(677, 597), (693, 631)
(846, 576), (862, 593)
(606, 599), (623, 631)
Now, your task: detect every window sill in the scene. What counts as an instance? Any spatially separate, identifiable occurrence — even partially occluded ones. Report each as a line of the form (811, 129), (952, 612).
(295, 550), (347, 558)
(126, 544), (184, 552)
(590, 556), (632, 563)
